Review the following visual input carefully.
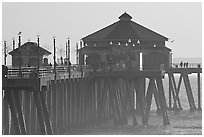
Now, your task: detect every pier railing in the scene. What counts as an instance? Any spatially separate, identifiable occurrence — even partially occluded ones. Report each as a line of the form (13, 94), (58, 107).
(171, 63), (201, 68)
(4, 63), (202, 79)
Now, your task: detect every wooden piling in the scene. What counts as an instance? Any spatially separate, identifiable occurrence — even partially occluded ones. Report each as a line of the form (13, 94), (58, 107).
(197, 72), (201, 110)
(126, 79), (138, 127)
(40, 91), (53, 134)
(51, 80), (57, 133)
(13, 90), (27, 134)
(176, 74), (183, 110)
(66, 79), (71, 129)
(156, 78), (170, 125)
(33, 91), (46, 134)
(168, 74), (172, 109)
(6, 90), (21, 134)
(168, 73), (179, 111)
(182, 73), (197, 111)
(152, 83), (161, 115)
(171, 74), (183, 110)
(144, 78), (154, 125)
(135, 78), (146, 125)
(2, 90), (10, 135)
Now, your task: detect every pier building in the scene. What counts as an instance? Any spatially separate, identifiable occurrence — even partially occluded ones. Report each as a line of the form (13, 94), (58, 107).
(79, 12), (171, 71)
(8, 41), (51, 67)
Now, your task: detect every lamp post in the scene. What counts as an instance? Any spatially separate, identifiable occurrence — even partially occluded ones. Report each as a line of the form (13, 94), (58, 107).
(65, 41), (68, 66)
(76, 43), (78, 65)
(12, 38), (15, 50)
(53, 36), (56, 80)
(68, 38), (71, 78)
(18, 32), (22, 77)
(37, 33), (40, 74)
(80, 39), (83, 77)
(4, 41), (7, 65)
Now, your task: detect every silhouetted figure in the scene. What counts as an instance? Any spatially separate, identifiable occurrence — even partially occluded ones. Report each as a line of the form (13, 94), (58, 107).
(180, 61), (183, 68)
(2, 65), (8, 78)
(183, 62), (186, 68)
(68, 61), (71, 79)
(186, 62), (189, 68)
(49, 63), (52, 66)
(60, 56), (63, 65)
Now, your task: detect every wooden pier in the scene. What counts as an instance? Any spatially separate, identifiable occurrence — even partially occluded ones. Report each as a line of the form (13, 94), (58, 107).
(166, 67), (202, 111)
(2, 66), (202, 135)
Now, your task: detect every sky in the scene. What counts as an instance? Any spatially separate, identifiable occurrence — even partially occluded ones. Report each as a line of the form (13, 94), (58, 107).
(2, 2), (202, 65)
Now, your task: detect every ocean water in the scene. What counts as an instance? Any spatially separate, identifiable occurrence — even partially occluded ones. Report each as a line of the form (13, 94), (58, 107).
(65, 74), (202, 135)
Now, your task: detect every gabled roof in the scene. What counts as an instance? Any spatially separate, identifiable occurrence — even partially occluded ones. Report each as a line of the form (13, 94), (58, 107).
(9, 42), (52, 56)
(82, 12), (168, 42)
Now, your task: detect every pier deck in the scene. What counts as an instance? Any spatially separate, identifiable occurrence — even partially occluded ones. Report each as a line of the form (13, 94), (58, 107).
(167, 68), (202, 74)
(2, 66), (202, 135)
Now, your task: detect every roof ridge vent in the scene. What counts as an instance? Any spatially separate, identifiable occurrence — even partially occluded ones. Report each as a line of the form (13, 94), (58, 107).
(119, 12), (132, 21)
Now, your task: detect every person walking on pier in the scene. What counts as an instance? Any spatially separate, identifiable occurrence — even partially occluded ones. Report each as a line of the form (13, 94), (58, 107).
(186, 62), (189, 68)
(183, 62), (186, 68)
(2, 65), (8, 78)
(180, 61), (183, 68)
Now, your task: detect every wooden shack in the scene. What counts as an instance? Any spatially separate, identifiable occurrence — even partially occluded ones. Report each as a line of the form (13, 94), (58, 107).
(8, 42), (51, 67)
(80, 12), (171, 71)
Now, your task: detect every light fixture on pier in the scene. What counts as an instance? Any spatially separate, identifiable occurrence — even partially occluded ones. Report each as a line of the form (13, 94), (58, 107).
(128, 39), (131, 43)
(53, 35), (56, 80)
(18, 31), (22, 77)
(37, 33), (40, 72)
(137, 40), (140, 44)
(133, 44), (135, 47)
(154, 44), (156, 48)
(110, 41), (113, 45)
(125, 43), (128, 47)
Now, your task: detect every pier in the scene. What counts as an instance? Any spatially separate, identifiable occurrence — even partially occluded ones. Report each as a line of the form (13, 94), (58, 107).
(167, 66), (202, 111)
(2, 12), (202, 135)
(2, 64), (202, 135)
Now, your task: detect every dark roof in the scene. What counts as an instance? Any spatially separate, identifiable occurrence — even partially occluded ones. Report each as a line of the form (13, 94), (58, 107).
(119, 12), (132, 20)
(82, 12), (168, 41)
(8, 42), (52, 56)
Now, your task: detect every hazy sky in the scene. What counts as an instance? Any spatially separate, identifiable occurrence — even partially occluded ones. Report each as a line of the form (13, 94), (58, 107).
(2, 2), (202, 64)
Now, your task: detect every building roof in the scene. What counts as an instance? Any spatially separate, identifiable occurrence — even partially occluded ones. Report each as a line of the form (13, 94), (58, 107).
(8, 42), (52, 56)
(119, 12), (132, 21)
(82, 12), (168, 42)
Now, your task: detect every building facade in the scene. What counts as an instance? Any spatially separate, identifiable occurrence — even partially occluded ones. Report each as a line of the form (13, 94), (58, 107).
(9, 42), (51, 67)
(79, 12), (172, 71)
